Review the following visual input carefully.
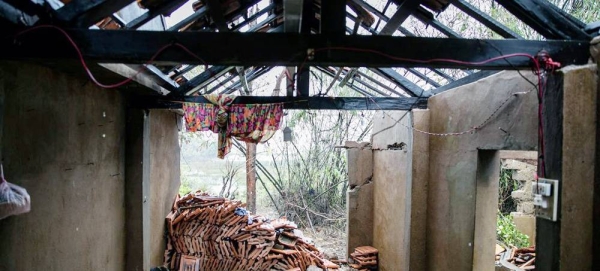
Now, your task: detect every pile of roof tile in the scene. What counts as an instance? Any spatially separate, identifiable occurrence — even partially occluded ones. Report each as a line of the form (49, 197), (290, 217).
(163, 191), (340, 271)
(349, 246), (378, 270)
(504, 246), (536, 270)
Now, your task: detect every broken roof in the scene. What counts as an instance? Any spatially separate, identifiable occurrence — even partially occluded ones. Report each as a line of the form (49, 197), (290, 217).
(0, 0), (597, 100)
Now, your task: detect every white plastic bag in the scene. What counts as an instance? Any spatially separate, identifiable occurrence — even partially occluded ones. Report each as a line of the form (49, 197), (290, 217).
(0, 165), (30, 220)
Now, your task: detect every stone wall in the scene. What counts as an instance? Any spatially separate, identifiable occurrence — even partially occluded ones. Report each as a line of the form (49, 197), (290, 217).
(503, 158), (537, 245)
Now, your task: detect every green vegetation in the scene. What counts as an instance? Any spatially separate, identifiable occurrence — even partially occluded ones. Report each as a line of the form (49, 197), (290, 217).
(496, 165), (529, 248)
(497, 212), (530, 248)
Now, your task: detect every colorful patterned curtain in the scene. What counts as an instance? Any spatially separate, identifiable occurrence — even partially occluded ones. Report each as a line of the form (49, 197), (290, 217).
(183, 94), (283, 158)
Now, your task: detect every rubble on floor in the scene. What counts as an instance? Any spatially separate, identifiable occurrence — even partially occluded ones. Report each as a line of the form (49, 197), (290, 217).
(348, 246), (378, 270)
(497, 246), (536, 270)
(163, 191), (340, 271)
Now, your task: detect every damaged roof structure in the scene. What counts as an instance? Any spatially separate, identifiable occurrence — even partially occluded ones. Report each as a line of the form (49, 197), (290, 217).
(0, 0), (596, 111)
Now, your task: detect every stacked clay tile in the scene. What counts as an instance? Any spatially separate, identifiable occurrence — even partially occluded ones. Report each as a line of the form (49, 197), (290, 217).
(349, 246), (378, 271)
(163, 191), (340, 271)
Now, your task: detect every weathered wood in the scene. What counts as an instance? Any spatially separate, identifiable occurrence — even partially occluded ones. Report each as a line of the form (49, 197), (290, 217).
(246, 142), (257, 214)
(495, 0), (589, 40)
(536, 72), (563, 271)
(5, 29), (590, 69)
(134, 96), (428, 110)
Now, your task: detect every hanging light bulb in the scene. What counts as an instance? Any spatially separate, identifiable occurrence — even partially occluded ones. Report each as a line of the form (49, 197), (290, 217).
(283, 127), (293, 142)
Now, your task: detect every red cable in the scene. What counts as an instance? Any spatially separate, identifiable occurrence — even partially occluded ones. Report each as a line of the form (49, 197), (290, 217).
(15, 25), (208, 89)
(15, 25), (548, 176)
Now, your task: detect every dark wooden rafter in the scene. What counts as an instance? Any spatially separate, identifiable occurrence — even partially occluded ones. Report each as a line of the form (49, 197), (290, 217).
(222, 67), (273, 94)
(5, 29), (590, 69)
(180, 66), (234, 95)
(348, 0), (455, 83)
(231, 3), (275, 31)
(317, 67), (375, 97)
(206, 0), (252, 95)
(296, 0), (313, 97)
(128, 64), (179, 91)
(123, 0), (188, 30)
(495, 0), (589, 40)
(407, 68), (441, 88)
(413, 6), (461, 38)
(376, 68), (429, 97)
(452, 0), (523, 39)
(380, 0), (420, 35)
(0, 1), (38, 26)
(138, 95), (427, 110)
(347, 0), (426, 97)
(55, 0), (136, 27)
(320, 0), (346, 35)
(206, 0), (229, 32)
(168, 5), (209, 31)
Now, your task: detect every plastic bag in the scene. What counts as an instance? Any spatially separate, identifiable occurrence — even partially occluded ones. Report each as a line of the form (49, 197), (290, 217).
(0, 165), (30, 220)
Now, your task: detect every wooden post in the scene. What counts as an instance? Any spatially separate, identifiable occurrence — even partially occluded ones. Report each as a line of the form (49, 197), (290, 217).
(246, 142), (257, 214)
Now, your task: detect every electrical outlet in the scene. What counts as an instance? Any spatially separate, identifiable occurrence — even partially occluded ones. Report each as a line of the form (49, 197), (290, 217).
(532, 182), (552, 196)
(533, 178), (559, 221)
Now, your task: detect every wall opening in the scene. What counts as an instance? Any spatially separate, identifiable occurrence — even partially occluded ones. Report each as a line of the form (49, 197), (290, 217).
(474, 150), (538, 270)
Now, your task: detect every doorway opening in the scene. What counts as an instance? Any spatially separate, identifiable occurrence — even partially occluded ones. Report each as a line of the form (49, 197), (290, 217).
(474, 150), (538, 270)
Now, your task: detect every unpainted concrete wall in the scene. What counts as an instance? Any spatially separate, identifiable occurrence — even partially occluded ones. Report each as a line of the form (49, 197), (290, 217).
(346, 141), (374, 257)
(559, 64), (597, 270)
(0, 62), (182, 271)
(149, 110), (181, 267)
(426, 71), (538, 271)
(0, 62), (126, 270)
(371, 111), (413, 271)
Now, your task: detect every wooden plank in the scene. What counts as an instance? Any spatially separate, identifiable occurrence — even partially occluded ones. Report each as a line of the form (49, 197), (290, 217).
(536, 72), (563, 271)
(133, 96), (428, 110)
(5, 29), (590, 69)
(55, 0), (136, 27)
(320, 0), (345, 35)
(495, 0), (589, 40)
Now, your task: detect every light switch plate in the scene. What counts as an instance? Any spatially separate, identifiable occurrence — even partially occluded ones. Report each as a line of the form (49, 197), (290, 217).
(534, 178), (559, 221)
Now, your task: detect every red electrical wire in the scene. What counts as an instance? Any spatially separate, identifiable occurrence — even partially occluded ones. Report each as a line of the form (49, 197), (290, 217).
(14, 25), (548, 176)
(15, 25), (208, 89)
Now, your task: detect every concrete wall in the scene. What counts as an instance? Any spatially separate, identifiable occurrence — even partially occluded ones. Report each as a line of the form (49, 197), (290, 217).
(371, 111), (413, 271)
(0, 62), (126, 270)
(346, 141), (374, 257)
(558, 64), (597, 270)
(426, 71), (538, 271)
(0, 62), (181, 270)
(149, 110), (181, 267)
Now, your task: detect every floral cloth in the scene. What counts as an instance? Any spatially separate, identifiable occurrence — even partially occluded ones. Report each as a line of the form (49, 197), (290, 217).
(183, 94), (283, 158)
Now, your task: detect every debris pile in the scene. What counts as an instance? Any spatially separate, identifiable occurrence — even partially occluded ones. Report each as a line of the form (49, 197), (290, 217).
(497, 245), (536, 270)
(349, 246), (378, 270)
(163, 191), (340, 270)
(504, 246), (536, 270)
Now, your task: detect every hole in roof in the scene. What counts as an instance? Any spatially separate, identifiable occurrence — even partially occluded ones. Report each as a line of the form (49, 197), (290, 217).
(463, 0), (542, 40)
(435, 4), (502, 39)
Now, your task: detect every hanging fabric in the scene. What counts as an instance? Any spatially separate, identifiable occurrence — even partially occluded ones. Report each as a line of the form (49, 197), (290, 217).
(183, 94), (283, 158)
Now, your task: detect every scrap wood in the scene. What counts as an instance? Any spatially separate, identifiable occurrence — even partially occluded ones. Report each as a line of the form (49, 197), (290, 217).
(500, 246), (536, 270)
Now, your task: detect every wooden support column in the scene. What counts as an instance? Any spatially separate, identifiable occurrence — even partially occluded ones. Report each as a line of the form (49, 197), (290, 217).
(537, 62), (598, 270)
(246, 142), (257, 214)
